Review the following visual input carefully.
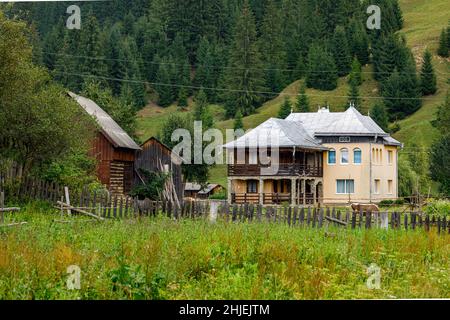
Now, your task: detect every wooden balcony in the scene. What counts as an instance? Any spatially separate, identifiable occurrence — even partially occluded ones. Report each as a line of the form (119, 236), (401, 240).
(231, 193), (318, 205)
(228, 164), (323, 177)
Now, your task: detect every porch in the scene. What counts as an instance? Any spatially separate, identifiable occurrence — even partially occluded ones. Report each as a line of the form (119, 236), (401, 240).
(228, 177), (323, 206)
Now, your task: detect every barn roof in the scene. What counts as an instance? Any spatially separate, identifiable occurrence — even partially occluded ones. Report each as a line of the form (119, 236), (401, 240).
(140, 136), (185, 164)
(69, 92), (141, 150)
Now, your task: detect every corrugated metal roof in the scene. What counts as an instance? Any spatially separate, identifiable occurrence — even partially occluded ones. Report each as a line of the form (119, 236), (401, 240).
(69, 92), (141, 150)
(286, 107), (388, 137)
(223, 118), (327, 150)
(184, 183), (221, 194)
(383, 136), (403, 146)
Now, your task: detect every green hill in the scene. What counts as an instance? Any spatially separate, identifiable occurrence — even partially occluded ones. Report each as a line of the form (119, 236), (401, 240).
(136, 0), (450, 188)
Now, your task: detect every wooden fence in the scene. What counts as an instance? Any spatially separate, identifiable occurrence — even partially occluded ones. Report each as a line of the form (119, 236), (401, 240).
(215, 203), (450, 234)
(0, 175), (448, 234)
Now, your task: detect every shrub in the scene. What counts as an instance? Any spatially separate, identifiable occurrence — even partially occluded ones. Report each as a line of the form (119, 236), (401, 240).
(379, 200), (394, 206)
(424, 199), (450, 218)
(209, 190), (227, 200)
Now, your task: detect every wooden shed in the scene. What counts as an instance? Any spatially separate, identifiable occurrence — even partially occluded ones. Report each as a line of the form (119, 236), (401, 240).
(69, 92), (141, 195)
(134, 137), (184, 205)
(184, 183), (223, 199)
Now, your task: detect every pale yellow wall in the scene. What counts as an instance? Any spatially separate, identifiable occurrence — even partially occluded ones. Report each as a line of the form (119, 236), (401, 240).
(322, 143), (398, 204)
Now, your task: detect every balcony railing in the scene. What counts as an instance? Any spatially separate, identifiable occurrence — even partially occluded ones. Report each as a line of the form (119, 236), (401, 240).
(228, 163), (323, 177)
(231, 193), (318, 205)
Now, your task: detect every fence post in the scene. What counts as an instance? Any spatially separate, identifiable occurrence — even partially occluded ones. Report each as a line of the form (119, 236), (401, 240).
(0, 191), (4, 225)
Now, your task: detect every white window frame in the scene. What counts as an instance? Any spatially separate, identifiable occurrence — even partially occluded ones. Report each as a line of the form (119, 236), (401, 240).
(336, 179), (355, 194)
(340, 148), (349, 165)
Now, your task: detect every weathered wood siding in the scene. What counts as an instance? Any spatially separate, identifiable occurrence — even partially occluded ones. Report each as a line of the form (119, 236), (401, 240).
(134, 138), (184, 201)
(89, 132), (135, 194)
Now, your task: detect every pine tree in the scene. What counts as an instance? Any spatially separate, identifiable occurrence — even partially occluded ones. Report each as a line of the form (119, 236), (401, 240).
(370, 103), (389, 132)
(348, 57), (362, 86)
(170, 33), (191, 99)
(420, 49), (437, 95)
(278, 97), (292, 119)
(194, 89), (213, 129)
(178, 87), (189, 109)
(382, 57), (422, 120)
(295, 83), (310, 112)
(234, 109), (244, 131)
(347, 18), (370, 66)
(437, 28), (449, 58)
(331, 26), (352, 77)
(292, 54), (306, 80)
(347, 80), (361, 111)
(78, 15), (106, 77)
(430, 92), (450, 194)
(306, 43), (338, 91)
(155, 57), (174, 107)
(221, 1), (266, 118)
(259, 0), (288, 94)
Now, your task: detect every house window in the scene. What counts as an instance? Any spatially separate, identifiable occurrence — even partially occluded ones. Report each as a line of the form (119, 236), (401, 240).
(379, 149), (383, 163)
(247, 180), (258, 193)
(353, 148), (362, 164)
(328, 149), (336, 164)
(336, 179), (355, 194)
(387, 180), (393, 194)
(374, 179), (381, 194)
(340, 148), (349, 164)
(388, 150), (393, 164)
(249, 149), (258, 165)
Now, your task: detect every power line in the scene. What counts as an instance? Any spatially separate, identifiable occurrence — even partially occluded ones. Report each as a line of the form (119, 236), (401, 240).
(51, 70), (444, 101)
(43, 51), (449, 76)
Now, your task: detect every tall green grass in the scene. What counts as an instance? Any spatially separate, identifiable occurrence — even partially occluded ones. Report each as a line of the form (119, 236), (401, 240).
(0, 204), (448, 299)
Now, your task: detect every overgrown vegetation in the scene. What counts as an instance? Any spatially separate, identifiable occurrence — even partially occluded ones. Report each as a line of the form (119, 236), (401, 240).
(0, 205), (448, 299)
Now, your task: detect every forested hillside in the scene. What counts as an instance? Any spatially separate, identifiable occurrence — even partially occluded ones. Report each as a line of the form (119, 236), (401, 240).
(2, 0), (449, 194)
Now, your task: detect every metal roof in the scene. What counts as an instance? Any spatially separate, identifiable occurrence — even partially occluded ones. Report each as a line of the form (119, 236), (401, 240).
(286, 107), (388, 137)
(69, 92), (141, 150)
(383, 136), (403, 147)
(223, 118), (327, 150)
(184, 183), (221, 194)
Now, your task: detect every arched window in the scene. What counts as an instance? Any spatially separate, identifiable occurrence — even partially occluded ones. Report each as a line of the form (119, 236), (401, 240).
(328, 149), (336, 164)
(341, 148), (349, 164)
(354, 148), (362, 164)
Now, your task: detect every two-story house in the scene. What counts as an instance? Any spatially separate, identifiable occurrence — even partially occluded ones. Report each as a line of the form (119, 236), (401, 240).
(224, 106), (402, 205)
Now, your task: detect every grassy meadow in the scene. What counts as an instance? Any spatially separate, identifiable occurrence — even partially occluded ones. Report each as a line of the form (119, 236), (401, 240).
(0, 203), (449, 300)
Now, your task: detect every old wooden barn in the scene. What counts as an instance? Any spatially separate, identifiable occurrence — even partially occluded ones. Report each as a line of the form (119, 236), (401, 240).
(134, 137), (184, 205)
(69, 92), (141, 195)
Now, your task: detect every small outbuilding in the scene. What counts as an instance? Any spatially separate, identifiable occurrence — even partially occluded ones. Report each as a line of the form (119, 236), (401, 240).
(69, 92), (141, 195)
(134, 137), (184, 205)
(184, 183), (223, 199)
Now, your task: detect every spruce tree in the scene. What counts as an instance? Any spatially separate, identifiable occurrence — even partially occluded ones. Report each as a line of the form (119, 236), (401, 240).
(292, 54), (306, 80)
(370, 103), (389, 132)
(348, 57), (362, 86)
(347, 18), (370, 66)
(78, 15), (106, 77)
(295, 83), (310, 112)
(437, 28), (449, 58)
(178, 87), (189, 109)
(221, 1), (266, 118)
(347, 80), (361, 111)
(306, 43), (338, 91)
(420, 49), (437, 95)
(259, 0), (288, 94)
(331, 26), (352, 77)
(234, 109), (244, 131)
(194, 89), (213, 129)
(278, 97), (292, 119)
(155, 57), (174, 107)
